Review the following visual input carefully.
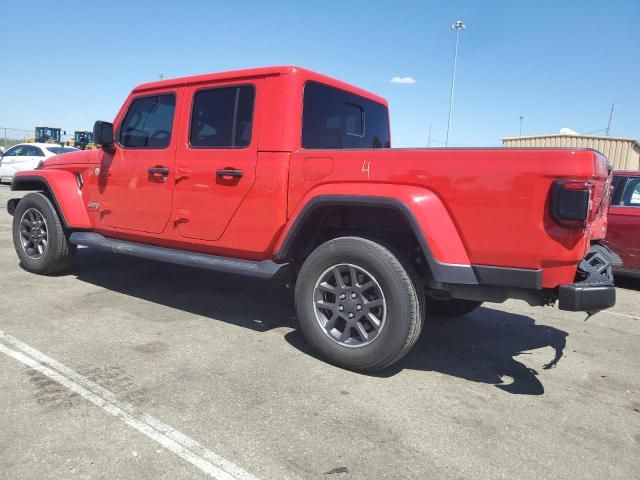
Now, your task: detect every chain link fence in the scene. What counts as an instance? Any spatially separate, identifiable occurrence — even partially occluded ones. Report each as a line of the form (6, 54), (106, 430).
(1, 127), (34, 149)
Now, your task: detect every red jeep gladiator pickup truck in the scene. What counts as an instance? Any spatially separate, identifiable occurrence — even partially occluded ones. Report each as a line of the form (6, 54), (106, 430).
(8, 66), (619, 371)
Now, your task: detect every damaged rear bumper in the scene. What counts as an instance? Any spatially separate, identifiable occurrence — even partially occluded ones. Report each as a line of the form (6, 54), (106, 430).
(558, 244), (620, 312)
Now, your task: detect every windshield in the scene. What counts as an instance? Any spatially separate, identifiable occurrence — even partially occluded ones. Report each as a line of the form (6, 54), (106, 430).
(46, 147), (78, 154)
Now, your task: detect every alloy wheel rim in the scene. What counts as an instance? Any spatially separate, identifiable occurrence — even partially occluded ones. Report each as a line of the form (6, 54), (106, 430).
(19, 208), (48, 259)
(312, 263), (387, 348)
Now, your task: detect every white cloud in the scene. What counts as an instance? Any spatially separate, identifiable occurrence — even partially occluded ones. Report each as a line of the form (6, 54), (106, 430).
(390, 76), (416, 84)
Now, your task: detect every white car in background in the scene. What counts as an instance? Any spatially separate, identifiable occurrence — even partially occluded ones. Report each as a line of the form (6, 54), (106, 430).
(0, 143), (78, 183)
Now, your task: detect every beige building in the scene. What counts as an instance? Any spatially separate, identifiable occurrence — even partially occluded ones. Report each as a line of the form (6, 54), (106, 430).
(502, 134), (640, 171)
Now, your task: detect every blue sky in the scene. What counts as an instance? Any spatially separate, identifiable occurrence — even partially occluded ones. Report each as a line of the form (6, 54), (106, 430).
(2, 0), (638, 147)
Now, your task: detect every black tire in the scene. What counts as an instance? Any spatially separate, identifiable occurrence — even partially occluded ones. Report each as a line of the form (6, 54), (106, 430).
(12, 192), (74, 275)
(425, 298), (482, 318)
(295, 237), (424, 372)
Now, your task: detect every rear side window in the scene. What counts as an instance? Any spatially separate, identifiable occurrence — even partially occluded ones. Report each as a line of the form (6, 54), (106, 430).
(46, 147), (77, 154)
(190, 85), (255, 148)
(119, 94), (176, 149)
(302, 81), (390, 149)
(24, 146), (45, 156)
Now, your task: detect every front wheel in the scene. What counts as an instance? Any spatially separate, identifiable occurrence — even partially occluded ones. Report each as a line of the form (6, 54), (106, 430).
(12, 192), (74, 275)
(295, 237), (424, 372)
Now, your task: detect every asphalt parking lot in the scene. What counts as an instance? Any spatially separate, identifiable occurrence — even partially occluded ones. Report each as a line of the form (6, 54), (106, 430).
(1, 184), (639, 480)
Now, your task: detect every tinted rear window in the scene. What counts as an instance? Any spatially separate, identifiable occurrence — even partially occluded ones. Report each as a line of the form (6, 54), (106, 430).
(302, 82), (390, 149)
(190, 85), (255, 148)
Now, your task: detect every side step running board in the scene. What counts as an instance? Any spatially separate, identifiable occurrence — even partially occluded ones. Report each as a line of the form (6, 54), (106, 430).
(69, 232), (289, 280)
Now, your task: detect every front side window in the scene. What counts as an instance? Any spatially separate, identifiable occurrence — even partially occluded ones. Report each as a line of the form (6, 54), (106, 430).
(190, 85), (255, 148)
(4, 145), (25, 156)
(622, 178), (640, 207)
(302, 81), (390, 149)
(119, 94), (176, 149)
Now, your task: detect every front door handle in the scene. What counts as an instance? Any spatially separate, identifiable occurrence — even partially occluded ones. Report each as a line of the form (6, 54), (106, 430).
(148, 166), (170, 175)
(216, 168), (243, 178)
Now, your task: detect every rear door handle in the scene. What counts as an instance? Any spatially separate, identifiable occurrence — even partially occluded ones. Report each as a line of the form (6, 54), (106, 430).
(216, 169), (243, 178)
(148, 166), (170, 175)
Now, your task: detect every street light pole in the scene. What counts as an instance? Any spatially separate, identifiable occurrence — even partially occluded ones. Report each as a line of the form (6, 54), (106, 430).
(445, 20), (466, 148)
(519, 115), (525, 136)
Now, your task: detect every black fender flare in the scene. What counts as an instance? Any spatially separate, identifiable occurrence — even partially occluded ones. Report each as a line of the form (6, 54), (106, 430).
(273, 195), (479, 286)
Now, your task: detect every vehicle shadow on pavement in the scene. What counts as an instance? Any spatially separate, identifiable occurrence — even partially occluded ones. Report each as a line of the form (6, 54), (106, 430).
(286, 307), (568, 396)
(71, 249), (298, 333)
(70, 249), (566, 395)
(398, 309), (567, 395)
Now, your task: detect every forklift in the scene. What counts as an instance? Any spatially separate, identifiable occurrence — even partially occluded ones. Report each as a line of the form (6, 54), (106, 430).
(34, 126), (63, 144)
(73, 130), (95, 150)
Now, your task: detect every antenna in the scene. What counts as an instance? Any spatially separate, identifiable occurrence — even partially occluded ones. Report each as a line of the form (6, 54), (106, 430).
(605, 104), (614, 136)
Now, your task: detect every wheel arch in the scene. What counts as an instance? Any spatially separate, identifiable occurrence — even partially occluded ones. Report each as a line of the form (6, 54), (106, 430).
(11, 171), (91, 228)
(274, 192), (478, 287)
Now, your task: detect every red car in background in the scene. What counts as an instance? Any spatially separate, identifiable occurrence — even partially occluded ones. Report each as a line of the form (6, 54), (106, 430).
(607, 171), (640, 277)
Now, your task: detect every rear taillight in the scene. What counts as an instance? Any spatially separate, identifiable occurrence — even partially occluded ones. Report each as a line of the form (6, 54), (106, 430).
(551, 180), (593, 226)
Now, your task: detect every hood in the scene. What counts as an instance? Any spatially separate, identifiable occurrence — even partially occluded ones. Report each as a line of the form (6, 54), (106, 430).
(43, 149), (102, 168)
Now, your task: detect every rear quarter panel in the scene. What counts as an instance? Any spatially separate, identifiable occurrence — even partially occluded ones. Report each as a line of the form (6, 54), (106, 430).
(288, 148), (602, 287)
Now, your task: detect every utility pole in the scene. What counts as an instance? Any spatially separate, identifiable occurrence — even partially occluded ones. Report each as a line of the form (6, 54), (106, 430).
(427, 124), (432, 147)
(445, 20), (466, 147)
(606, 104), (614, 136)
(519, 115), (525, 136)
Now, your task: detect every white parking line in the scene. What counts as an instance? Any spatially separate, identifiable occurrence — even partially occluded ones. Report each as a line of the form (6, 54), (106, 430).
(0, 330), (259, 480)
(600, 310), (639, 321)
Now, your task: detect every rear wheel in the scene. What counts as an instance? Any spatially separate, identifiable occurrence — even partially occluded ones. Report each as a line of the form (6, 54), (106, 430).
(12, 192), (74, 275)
(295, 237), (424, 372)
(425, 298), (482, 318)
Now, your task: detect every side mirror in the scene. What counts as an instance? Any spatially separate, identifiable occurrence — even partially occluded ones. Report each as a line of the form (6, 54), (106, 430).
(93, 121), (115, 153)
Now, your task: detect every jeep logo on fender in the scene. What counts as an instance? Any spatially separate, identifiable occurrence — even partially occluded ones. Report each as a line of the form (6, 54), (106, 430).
(87, 201), (100, 210)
